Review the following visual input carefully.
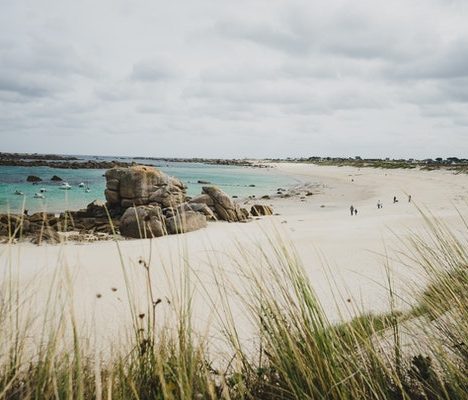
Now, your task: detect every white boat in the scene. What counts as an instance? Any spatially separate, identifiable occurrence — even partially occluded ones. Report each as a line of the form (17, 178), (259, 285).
(39, 188), (47, 193)
(34, 193), (45, 199)
(59, 182), (72, 190)
(14, 190), (24, 196)
(78, 182), (85, 188)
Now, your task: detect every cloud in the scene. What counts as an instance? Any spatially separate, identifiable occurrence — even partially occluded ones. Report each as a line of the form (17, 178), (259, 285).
(130, 58), (179, 81)
(0, 0), (467, 158)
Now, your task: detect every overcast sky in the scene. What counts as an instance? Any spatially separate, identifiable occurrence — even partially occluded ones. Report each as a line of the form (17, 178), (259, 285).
(1, 0), (467, 159)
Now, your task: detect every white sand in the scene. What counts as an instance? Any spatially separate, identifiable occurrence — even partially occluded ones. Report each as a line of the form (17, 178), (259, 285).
(1, 164), (467, 352)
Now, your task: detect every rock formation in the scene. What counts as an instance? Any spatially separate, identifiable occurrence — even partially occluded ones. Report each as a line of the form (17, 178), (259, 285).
(118, 205), (208, 238)
(1, 165), (276, 244)
(105, 166), (187, 210)
(197, 186), (248, 222)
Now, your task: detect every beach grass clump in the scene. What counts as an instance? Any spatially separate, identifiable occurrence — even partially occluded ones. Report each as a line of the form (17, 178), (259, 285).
(0, 211), (466, 399)
(210, 218), (467, 399)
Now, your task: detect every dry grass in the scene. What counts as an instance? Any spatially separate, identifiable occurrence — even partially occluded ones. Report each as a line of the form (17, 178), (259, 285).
(0, 209), (466, 399)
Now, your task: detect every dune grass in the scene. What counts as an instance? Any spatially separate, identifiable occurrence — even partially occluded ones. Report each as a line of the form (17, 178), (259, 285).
(0, 210), (466, 399)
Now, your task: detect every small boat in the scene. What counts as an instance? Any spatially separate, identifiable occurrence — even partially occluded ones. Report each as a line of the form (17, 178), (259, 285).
(59, 182), (72, 190)
(34, 193), (45, 199)
(39, 188), (47, 193)
(14, 190), (24, 196)
(78, 182), (85, 188)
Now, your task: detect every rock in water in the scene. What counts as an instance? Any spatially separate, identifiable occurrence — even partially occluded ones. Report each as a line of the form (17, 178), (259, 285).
(119, 205), (166, 238)
(166, 211), (207, 234)
(51, 175), (63, 181)
(26, 175), (42, 182)
(201, 186), (248, 222)
(251, 204), (274, 216)
(104, 165), (187, 210)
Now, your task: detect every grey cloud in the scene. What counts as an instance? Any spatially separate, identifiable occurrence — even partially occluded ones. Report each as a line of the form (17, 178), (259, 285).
(0, 76), (51, 98)
(0, 71), (71, 101)
(130, 59), (178, 81)
(215, 19), (306, 55)
(214, 4), (425, 62)
(1, 0), (467, 158)
(0, 36), (100, 101)
(385, 40), (468, 81)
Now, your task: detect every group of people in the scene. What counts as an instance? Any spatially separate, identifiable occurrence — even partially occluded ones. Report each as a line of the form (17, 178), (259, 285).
(350, 194), (412, 216)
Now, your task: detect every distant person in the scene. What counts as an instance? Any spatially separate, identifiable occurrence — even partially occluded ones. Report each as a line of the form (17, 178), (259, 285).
(354, 208), (358, 216)
(393, 196), (398, 203)
(350, 205), (354, 216)
(377, 200), (382, 209)
(408, 194), (412, 203)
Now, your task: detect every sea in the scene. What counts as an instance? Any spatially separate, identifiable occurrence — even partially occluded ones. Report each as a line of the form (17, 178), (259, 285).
(0, 155), (297, 214)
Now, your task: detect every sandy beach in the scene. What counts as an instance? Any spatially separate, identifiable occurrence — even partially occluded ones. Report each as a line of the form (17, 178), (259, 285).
(1, 163), (467, 351)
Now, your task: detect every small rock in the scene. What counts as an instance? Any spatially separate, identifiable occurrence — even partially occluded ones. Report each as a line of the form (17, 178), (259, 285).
(27, 175), (42, 182)
(250, 205), (273, 216)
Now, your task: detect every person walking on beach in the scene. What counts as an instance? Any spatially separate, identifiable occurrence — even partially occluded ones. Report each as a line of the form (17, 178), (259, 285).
(393, 196), (398, 203)
(350, 205), (354, 216)
(377, 200), (382, 209)
(408, 194), (412, 203)
(354, 208), (358, 216)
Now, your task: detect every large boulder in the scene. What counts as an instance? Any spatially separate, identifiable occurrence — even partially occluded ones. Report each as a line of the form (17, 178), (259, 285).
(188, 194), (214, 207)
(201, 186), (248, 222)
(105, 166), (187, 210)
(166, 211), (207, 234)
(119, 205), (167, 238)
(177, 202), (217, 220)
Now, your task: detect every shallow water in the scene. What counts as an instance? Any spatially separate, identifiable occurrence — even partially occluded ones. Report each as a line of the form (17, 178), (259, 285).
(0, 159), (297, 213)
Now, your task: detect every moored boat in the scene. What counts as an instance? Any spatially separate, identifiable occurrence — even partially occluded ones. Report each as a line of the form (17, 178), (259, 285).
(59, 182), (72, 190)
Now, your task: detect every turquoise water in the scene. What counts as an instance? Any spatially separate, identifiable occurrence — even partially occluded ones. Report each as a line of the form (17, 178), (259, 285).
(0, 160), (296, 213)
